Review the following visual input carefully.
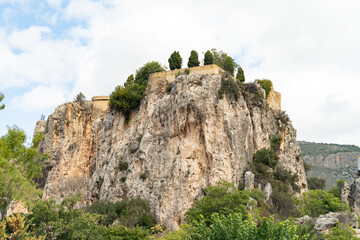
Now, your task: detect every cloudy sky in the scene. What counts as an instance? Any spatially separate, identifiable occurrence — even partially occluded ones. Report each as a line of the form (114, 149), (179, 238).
(0, 0), (359, 146)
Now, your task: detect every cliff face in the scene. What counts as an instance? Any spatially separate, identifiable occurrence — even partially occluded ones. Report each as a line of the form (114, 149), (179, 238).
(299, 141), (360, 189)
(37, 67), (307, 229)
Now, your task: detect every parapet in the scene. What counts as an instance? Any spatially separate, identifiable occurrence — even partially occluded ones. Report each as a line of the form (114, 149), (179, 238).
(148, 64), (225, 94)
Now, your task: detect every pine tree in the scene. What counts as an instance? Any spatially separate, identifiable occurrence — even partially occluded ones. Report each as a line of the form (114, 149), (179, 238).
(236, 67), (245, 83)
(204, 50), (213, 65)
(168, 51), (182, 70)
(223, 56), (235, 76)
(187, 50), (200, 67)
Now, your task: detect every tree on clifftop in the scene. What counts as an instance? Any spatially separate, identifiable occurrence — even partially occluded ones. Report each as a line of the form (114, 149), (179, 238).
(168, 51), (182, 70)
(223, 56), (235, 76)
(204, 50), (213, 65)
(0, 93), (4, 110)
(236, 66), (245, 83)
(187, 50), (200, 67)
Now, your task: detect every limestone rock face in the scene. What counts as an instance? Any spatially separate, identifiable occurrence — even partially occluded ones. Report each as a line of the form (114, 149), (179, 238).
(37, 71), (307, 229)
(349, 176), (360, 215)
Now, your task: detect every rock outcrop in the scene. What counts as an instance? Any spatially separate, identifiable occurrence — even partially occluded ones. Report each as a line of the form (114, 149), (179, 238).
(36, 65), (307, 229)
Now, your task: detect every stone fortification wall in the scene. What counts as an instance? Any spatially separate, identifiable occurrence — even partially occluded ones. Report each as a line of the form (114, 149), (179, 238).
(92, 96), (110, 119)
(147, 64), (224, 94)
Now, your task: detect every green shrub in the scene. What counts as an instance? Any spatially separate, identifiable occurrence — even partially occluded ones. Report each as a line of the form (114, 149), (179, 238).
(256, 79), (273, 98)
(166, 84), (172, 93)
(110, 62), (165, 121)
(328, 179), (345, 199)
(187, 213), (300, 240)
(304, 161), (312, 172)
(298, 189), (350, 217)
(308, 177), (326, 190)
(140, 172), (147, 180)
(185, 68), (190, 75)
(218, 74), (241, 101)
(119, 161), (128, 171)
(168, 51), (182, 70)
(203, 50), (213, 65)
(253, 148), (278, 169)
(0, 92), (4, 110)
(223, 56), (235, 75)
(74, 92), (86, 102)
(187, 50), (200, 67)
(277, 110), (290, 125)
(104, 225), (149, 240)
(323, 223), (357, 240)
(271, 135), (283, 152)
(137, 134), (143, 143)
(270, 189), (298, 218)
(236, 66), (245, 83)
(185, 181), (249, 226)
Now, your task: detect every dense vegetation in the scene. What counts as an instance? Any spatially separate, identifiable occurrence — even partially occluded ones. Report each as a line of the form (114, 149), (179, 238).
(168, 51), (182, 70)
(109, 61), (165, 121)
(187, 50), (200, 67)
(256, 79), (273, 98)
(203, 50), (213, 65)
(0, 127), (47, 220)
(0, 92), (4, 110)
(299, 141), (360, 156)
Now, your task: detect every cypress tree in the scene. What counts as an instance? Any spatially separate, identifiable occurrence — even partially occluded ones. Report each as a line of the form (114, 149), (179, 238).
(187, 50), (200, 67)
(223, 56), (234, 76)
(204, 50), (213, 65)
(168, 51), (182, 70)
(236, 67), (245, 83)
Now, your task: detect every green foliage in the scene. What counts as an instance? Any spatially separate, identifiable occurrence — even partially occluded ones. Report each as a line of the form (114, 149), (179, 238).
(0, 92), (5, 110)
(185, 181), (249, 226)
(187, 213), (303, 240)
(271, 189), (298, 218)
(134, 61), (166, 86)
(253, 148), (278, 169)
(298, 189), (350, 217)
(0, 127), (46, 219)
(303, 161), (312, 172)
(271, 135), (283, 152)
(299, 141), (360, 156)
(159, 225), (189, 240)
(74, 92), (86, 102)
(119, 161), (128, 171)
(308, 177), (326, 190)
(110, 61), (165, 121)
(168, 51), (182, 70)
(295, 224), (317, 240)
(223, 56), (235, 75)
(236, 66), (245, 83)
(184, 68), (190, 75)
(256, 79), (273, 98)
(87, 198), (155, 229)
(204, 50), (213, 65)
(210, 48), (238, 71)
(323, 223), (357, 240)
(140, 172), (147, 181)
(0, 214), (45, 240)
(104, 225), (149, 240)
(277, 110), (290, 125)
(328, 179), (345, 199)
(218, 74), (241, 101)
(166, 84), (173, 93)
(188, 50), (200, 67)
(137, 134), (143, 143)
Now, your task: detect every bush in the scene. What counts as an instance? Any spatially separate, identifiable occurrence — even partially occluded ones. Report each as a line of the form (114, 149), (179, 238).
(140, 172), (147, 181)
(256, 79), (273, 98)
(271, 135), (283, 152)
(223, 56), (235, 75)
(203, 50), (213, 65)
(87, 198), (155, 229)
(185, 181), (249, 226)
(328, 179), (345, 199)
(104, 225), (149, 240)
(277, 111), (290, 125)
(168, 51), (182, 70)
(308, 177), (326, 190)
(188, 50), (200, 67)
(253, 148), (278, 169)
(110, 61), (165, 121)
(236, 66), (245, 83)
(218, 74), (241, 101)
(187, 213), (301, 240)
(119, 161), (128, 171)
(323, 223), (357, 240)
(271, 189), (298, 218)
(74, 92), (86, 102)
(210, 48), (238, 71)
(0, 92), (4, 110)
(304, 161), (312, 172)
(166, 84), (172, 93)
(298, 189), (350, 217)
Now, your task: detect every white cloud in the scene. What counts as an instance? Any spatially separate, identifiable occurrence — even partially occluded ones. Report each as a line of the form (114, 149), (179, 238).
(2, 0), (360, 146)
(11, 85), (67, 112)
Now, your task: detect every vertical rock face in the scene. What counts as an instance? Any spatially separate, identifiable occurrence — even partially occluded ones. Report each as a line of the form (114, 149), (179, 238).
(37, 69), (307, 229)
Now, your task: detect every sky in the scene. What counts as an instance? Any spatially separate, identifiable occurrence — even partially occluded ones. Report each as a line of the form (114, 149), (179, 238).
(0, 0), (360, 146)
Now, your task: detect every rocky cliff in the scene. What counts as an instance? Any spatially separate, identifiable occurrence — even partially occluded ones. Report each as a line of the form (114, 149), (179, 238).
(36, 66), (307, 229)
(299, 141), (360, 189)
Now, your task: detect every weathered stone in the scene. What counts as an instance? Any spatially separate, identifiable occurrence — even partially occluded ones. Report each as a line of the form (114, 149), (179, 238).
(350, 177), (360, 215)
(37, 68), (307, 229)
(314, 212), (358, 231)
(295, 215), (314, 225)
(263, 182), (272, 201)
(244, 171), (255, 190)
(340, 181), (350, 205)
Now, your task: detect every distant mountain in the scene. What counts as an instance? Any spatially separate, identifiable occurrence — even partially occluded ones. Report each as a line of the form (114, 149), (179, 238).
(298, 141), (360, 189)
